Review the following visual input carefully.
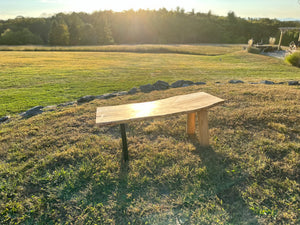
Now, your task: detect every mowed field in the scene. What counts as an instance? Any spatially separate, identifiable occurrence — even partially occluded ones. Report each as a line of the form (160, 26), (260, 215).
(0, 45), (299, 224)
(0, 44), (299, 117)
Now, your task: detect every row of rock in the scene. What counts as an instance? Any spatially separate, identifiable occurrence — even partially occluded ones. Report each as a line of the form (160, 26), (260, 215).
(77, 80), (206, 103)
(0, 116), (10, 123)
(228, 80), (299, 85)
(77, 91), (128, 104)
(0, 79), (299, 123)
(138, 80), (206, 93)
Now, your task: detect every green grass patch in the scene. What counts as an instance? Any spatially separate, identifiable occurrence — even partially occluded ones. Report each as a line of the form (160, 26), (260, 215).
(0, 44), (243, 56)
(285, 51), (300, 67)
(1, 44), (300, 117)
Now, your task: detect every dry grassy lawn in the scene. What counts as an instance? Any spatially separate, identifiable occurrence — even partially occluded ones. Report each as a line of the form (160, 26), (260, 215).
(0, 44), (299, 117)
(0, 45), (299, 224)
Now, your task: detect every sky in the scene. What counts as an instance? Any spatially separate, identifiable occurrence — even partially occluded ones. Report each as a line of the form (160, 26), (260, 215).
(0, 0), (300, 20)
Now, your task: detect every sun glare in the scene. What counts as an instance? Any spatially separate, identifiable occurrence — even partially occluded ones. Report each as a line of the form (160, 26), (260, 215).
(131, 102), (157, 118)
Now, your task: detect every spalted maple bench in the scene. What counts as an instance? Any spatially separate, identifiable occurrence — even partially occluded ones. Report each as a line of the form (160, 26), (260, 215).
(96, 92), (224, 161)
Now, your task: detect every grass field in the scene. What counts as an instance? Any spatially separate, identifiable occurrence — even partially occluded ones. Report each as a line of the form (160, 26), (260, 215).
(0, 44), (243, 55)
(0, 45), (300, 224)
(0, 44), (299, 117)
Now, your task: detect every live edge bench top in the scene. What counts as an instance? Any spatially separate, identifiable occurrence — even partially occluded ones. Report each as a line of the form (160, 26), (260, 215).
(96, 92), (224, 126)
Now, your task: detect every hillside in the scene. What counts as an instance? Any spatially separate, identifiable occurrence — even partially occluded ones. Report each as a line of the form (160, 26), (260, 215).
(1, 44), (300, 118)
(1, 44), (300, 224)
(0, 81), (299, 224)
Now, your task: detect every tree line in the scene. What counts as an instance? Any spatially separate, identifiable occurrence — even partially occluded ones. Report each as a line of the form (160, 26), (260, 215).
(0, 8), (299, 46)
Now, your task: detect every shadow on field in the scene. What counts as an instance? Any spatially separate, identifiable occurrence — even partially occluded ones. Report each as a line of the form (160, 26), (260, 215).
(190, 138), (259, 224)
(90, 141), (260, 224)
(78, 132), (260, 224)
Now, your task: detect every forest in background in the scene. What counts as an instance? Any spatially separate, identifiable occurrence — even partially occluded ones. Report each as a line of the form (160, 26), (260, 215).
(0, 8), (300, 46)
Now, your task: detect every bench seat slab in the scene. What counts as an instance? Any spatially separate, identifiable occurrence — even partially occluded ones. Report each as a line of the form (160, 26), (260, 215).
(96, 92), (224, 125)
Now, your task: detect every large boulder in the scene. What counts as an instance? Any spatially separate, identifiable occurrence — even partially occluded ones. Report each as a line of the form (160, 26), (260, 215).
(43, 105), (57, 112)
(171, 80), (194, 88)
(229, 80), (244, 84)
(140, 84), (155, 93)
(128, 87), (138, 95)
(97, 93), (117, 99)
(57, 101), (76, 107)
(0, 116), (10, 123)
(116, 91), (128, 96)
(288, 81), (299, 86)
(153, 80), (170, 90)
(77, 95), (96, 104)
(260, 80), (274, 85)
(20, 106), (44, 118)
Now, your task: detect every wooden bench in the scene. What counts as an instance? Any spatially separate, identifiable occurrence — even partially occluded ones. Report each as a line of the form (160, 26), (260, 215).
(96, 92), (224, 161)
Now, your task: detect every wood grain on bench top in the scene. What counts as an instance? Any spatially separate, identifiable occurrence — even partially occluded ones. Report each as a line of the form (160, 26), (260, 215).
(96, 92), (224, 125)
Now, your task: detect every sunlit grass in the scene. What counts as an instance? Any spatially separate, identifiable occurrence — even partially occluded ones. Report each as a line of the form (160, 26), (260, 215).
(285, 51), (300, 67)
(0, 45), (299, 224)
(0, 44), (243, 55)
(1, 45), (299, 117)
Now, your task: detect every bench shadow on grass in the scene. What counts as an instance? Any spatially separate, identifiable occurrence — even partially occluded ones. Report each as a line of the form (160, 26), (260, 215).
(189, 137), (259, 224)
(52, 129), (260, 224)
(96, 138), (260, 224)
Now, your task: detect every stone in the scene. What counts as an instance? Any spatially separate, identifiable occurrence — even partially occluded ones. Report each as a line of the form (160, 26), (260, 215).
(115, 91), (128, 96)
(171, 80), (184, 88)
(260, 80), (274, 85)
(249, 82), (259, 84)
(288, 81), (299, 86)
(128, 87), (138, 95)
(278, 82), (286, 85)
(58, 101), (76, 107)
(0, 116), (10, 123)
(43, 105), (57, 112)
(194, 82), (206, 85)
(153, 80), (170, 90)
(20, 106), (44, 118)
(140, 84), (154, 93)
(97, 93), (117, 99)
(229, 80), (244, 84)
(77, 95), (96, 104)
(171, 80), (194, 88)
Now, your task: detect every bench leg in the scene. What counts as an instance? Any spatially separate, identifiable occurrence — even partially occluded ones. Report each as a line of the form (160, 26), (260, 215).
(186, 112), (196, 135)
(120, 124), (129, 161)
(197, 109), (209, 146)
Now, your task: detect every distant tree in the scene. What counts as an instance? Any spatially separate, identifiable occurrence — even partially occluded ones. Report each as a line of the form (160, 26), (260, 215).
(48, 20), (70, 45)
(67, 13), (84, 45)
(79, 23), (97, 45)
(207, 10), (212, 17)
(227, 11), (237, 22)
(99, 22), (114, 45)
(0, 28), (43, 45)
(0, 17), (50, 44)
(1, 9), (300, 46)
(28, 18), (50, 44)
(189, 9), (195, 16)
